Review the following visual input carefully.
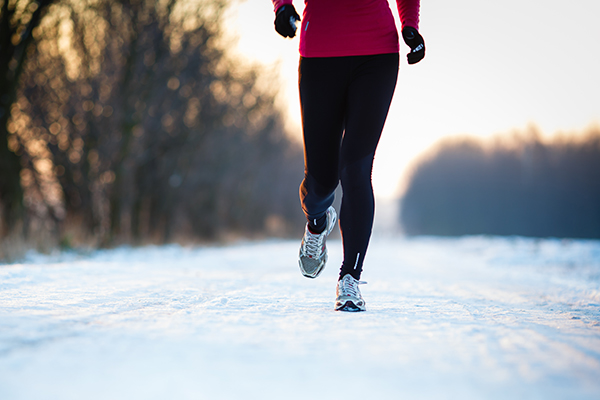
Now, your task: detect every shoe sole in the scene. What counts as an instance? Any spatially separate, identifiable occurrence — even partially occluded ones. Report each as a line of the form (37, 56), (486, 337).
(335, 300), (366, 312)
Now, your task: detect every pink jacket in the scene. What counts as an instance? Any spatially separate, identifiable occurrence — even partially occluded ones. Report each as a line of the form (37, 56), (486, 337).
(273, 0), (420, 57)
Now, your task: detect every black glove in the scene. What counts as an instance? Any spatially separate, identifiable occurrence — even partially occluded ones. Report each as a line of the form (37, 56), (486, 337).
(274, 5), (300, 38)
(402, 27), (425, 64)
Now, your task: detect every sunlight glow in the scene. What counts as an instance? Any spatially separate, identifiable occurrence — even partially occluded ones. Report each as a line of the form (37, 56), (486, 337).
(226, 0), (600, 199)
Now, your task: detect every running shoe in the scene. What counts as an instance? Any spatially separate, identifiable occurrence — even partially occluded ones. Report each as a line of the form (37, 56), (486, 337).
(335, 274), (367, 312)
(298, 206), (337, 278)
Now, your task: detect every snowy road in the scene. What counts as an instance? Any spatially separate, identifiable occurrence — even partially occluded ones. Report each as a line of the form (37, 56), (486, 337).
(1, 236), (600, 399)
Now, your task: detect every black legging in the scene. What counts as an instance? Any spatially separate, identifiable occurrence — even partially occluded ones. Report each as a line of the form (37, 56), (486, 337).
(298, 53), (399, 280)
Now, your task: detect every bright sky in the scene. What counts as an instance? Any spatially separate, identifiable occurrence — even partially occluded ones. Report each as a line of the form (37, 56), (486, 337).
(225, 0), (600, 199)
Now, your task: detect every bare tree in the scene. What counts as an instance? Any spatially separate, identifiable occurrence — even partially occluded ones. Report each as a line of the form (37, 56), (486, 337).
(7, 0), (304, 249)
(0, 0), (55, 236)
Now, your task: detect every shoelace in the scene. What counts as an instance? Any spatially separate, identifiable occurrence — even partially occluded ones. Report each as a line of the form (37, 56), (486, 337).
(303, 229), (325, 257)
(340, 277), (367, 298)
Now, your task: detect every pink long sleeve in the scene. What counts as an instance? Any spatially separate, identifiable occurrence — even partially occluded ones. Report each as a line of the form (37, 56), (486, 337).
(272, 0), (421, 57)
(397, 0), (420, 30)
(272, 0), (292, 12)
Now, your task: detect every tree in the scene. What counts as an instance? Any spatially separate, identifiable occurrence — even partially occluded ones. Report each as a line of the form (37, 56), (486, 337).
(401, 128), (600, 238)
(6, 0), (304, 248)
(0, 0), (55, 236)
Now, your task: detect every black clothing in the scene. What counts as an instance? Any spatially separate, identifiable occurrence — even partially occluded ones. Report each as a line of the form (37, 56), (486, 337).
(299, 53), (399, 280)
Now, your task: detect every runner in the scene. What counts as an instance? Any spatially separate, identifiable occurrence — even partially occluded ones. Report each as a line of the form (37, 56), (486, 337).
(273, 0), (425, 311)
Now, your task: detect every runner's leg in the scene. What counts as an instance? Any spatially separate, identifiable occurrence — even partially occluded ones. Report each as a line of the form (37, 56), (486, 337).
(298, 57), (348, 232)
(338, 53), (399, 280)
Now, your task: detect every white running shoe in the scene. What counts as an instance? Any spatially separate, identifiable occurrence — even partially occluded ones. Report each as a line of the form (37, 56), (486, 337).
(298, 206), (337, 278)
(335, 274), (367, 312)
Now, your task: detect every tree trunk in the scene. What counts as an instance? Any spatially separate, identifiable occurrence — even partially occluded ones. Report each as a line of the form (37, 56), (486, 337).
(0, 0), (55, 236)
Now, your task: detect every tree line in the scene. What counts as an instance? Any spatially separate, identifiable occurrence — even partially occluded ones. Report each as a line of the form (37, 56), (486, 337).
(0, 0), (304, 259)
(401, 127), (600, 238)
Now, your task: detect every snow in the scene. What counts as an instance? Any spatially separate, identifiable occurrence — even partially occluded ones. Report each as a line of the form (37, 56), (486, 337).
(1, 236), (600, 399)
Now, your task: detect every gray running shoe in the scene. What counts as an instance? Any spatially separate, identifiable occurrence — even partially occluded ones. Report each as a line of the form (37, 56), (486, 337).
(335, 274), (367, 312)
(298, 206), (337, 278)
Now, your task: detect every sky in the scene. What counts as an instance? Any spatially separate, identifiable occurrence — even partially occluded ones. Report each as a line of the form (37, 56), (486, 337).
(225, 0), (600, 199)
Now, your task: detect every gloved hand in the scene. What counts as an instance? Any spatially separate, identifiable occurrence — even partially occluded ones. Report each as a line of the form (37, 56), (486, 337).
(274, 5), (301, 38)
(402, 27), (425, 64)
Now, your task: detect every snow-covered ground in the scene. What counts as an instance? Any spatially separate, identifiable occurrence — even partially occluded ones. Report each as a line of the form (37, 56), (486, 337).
(1, 235), (600, 400)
